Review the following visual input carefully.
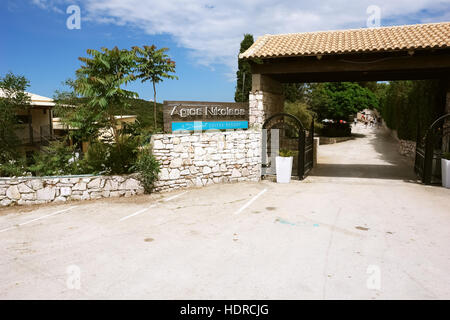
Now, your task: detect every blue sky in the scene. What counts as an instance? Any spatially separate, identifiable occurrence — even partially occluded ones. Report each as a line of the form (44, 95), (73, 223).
(1, 0), (449, 103)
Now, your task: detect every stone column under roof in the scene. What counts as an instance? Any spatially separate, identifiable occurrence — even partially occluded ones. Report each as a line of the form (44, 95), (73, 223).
(248, 74), (284, 129)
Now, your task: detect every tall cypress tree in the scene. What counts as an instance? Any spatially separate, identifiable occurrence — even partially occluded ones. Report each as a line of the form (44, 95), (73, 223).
(235, 34), (254, 102)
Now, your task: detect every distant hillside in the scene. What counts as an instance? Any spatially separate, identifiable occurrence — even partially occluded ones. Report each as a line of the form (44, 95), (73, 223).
(113, 98), (164, 130)
(54, 97), (164, 131)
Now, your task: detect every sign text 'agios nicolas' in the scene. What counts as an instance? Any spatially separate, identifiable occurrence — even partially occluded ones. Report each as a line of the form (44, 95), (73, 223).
(163, 101), (249, 132)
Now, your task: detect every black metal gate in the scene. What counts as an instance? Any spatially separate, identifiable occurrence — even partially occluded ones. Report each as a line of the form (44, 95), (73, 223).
(262, 113), (314, 180)
(414, 113), (450, 184)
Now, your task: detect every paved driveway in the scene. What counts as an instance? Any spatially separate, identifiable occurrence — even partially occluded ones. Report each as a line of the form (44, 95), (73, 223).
(0, 126), (449, 299)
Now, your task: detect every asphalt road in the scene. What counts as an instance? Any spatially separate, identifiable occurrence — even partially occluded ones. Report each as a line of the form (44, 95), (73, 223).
(0, 125), (449, 299)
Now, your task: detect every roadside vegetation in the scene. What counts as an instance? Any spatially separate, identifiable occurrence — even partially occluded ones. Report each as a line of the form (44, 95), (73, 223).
(378, 80), (445, 140)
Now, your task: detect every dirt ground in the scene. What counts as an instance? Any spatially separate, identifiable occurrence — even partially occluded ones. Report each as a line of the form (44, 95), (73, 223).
(1, 125), (449, 299)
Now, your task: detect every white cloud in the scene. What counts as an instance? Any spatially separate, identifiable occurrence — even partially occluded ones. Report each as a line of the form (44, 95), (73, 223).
(31, 0), (66, 13)
(32, 0), (450, 76)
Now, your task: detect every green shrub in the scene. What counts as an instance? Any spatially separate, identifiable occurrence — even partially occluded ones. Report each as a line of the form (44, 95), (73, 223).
(0, 158), (29, 177)
(28, 140), (78, 176)
(108, 135), (140, 174)
(133, 149), (160, 193)
(81, 135), (141, 175)
(80, 141), (111, 174)
(285, 101), (315, 128)
(443, 152), (450, 161)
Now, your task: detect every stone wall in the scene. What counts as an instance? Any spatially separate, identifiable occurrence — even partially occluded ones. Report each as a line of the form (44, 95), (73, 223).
(399, 139), (416, 158)
(0, 174), (143, 207)
(151, 130), (262, 192)
(249, 91), (284, 128)
(1, 130), (263, 207)
(382, 122), (416, 159)
(249, 74), (285, 129)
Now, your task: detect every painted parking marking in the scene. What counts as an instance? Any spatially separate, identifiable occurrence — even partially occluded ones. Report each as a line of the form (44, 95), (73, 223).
(163, 191), (188, 202)
(119, 191), (188, 222)
(0, 206), (78, 233)
(119, 204), (157, 222)
(234, 188), (268, 215)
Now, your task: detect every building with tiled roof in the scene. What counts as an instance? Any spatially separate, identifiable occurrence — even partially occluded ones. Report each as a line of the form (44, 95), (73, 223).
(244, 22), (450, 131)
(240, 22), (450, 59)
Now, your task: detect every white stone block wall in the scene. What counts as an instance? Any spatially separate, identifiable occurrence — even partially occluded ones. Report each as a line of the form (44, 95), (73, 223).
(249, 91), (264, 128)
(0, 130), (263, 206)
(151, 130), (262, 192)
(249, 91), (284, 129)
(0, 174), (144, 207)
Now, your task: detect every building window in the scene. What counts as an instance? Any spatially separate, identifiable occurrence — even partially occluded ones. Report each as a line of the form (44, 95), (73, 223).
(16, 115), (31, 124)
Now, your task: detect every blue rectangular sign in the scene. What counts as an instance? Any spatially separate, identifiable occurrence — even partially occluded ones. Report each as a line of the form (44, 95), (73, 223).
(172, 121), (248, 131)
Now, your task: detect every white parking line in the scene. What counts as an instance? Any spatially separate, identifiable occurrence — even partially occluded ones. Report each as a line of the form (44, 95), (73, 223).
(0, 206), (78, 233)
(119, 191), (188, 222)
(119, 204), (156, 222)
(234, 188), (268, 215)
(163, 191), (188, 202)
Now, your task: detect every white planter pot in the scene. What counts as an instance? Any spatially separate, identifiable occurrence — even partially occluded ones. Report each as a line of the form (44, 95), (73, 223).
(276, 156), (293, 183)
(442, 159), (450, 188)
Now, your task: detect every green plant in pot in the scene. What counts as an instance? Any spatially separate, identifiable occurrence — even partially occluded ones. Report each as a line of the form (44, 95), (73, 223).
(442, 152), (450, 188)
(279, 149), (295, 157)
(276, 149), (295, 183)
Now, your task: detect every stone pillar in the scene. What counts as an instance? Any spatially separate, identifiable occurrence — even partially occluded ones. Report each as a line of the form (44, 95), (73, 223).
(248, 74), (284, 129)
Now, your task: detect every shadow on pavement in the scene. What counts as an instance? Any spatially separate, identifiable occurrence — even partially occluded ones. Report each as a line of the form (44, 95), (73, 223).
(311, 126), (418, 181)
(311, 163), (417, 180)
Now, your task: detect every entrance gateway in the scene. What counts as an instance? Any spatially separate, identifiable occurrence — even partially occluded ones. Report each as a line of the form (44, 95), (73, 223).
(415, 113), (450, 185)
(240, 21), (450, 182)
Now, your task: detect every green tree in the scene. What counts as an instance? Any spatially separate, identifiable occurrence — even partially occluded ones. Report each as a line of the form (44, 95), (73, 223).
(74, 47), (138, 144)
(380, 80), (444, 140)
(357, 81), (378, 93)
(235, 34), (254, 102)
(283, 83), (308, 103)
(0, 72), (31, 162)
(371, 82), (389, 113)
(133, 45), (178, 131)
(54, 82), (105, 145)
(28, 139), (79, 176)
(51, 47), (165, 176)
(310, 82), (379, 120)
(284, 101), (316, 128)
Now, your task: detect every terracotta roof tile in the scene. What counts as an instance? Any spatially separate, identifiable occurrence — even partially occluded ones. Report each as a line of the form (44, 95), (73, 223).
(240, 22), (450, 59)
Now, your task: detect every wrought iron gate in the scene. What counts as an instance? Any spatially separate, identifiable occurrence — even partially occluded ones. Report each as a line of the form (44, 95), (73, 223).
(414, 113), (450, 184)
(262, 113), (314, 180)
